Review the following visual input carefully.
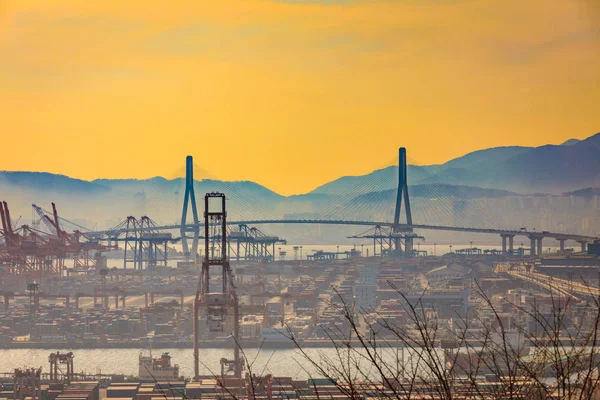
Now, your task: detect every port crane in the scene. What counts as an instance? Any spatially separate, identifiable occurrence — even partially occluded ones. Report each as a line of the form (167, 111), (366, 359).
(1, 201), (66, 277)
(32, 204), (58, 236)
(194, 192), (242, 380)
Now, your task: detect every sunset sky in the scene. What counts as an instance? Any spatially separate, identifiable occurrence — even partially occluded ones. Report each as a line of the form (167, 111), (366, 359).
(1, 0), (599, 195)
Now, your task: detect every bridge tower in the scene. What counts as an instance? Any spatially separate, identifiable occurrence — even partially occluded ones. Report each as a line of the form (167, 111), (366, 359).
(181, 156), (200, 262)
(393, 147), (414, 253)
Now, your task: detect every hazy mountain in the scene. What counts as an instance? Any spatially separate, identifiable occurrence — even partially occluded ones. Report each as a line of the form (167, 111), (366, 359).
(93, 177), (283, 201)
(0, 171), (109, 194)
(437, 146), (530, 172)
(1, 132), (598, 233)
(0, 173), (283, 230)
(309, 166), (396, 195)
(563, 187), (600, 198)
(350, 184), (518, 205)
(309, 165), (435, 196)
(560, 138), (580, 146)
(311, 132), (600, 195)
(479, 133), (600, 193)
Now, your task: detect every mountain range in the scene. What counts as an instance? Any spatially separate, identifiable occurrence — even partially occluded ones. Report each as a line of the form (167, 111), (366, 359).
(0, 132), (598, 232)
(312, 132), (600, 195)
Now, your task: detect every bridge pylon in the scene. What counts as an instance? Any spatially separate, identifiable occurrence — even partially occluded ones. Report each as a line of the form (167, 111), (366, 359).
(393, 147), (414, 254)
(181, 156), (200, 262)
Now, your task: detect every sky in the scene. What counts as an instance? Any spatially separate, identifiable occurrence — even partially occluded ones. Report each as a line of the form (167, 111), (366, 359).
(1, 0), (599, 195)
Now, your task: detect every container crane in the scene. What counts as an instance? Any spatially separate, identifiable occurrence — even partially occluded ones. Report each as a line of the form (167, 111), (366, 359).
(194, 192), (242, 379)
(32, 204), (58, 236)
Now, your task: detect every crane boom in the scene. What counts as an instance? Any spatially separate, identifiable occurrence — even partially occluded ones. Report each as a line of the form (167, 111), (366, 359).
(52, 202), (62, 237)
(32, 204), (58, 236)
(3, 201), (14, 235)
(0, 202), (7, 234)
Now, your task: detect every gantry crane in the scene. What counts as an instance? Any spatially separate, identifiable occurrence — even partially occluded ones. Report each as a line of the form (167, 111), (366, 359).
(1, 201), (65, 279)
(32, 203), (107, 271)
(107, 216), (175, 270)
(32, 204), (58, 236)
(48, 351), (74, 383)
(194, 192), (242, 379)
(348, 225), (424, 256)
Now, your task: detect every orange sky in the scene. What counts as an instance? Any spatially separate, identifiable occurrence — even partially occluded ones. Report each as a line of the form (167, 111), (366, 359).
(1, 0), (599, 195)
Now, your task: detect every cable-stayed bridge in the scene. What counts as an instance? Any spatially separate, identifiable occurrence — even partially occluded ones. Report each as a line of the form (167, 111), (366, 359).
(91, 149), (597, 264)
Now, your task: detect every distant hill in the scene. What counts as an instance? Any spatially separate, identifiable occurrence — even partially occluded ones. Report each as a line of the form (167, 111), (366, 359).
(93, 177), (283, 200)
(311, 132), (600, 195)
(1, 132), (598, 233)
(0, 173), (283, 230)
(560, 138), (580, 146)
(563, 187), (600, 198)
(310, 166), (396, 195)
(310, 165), (434, 196)
(0, 171), (109, 193)
(437, 146), (530, 172)
(350, 184), (518, 204)
(474, 132), (600, 193)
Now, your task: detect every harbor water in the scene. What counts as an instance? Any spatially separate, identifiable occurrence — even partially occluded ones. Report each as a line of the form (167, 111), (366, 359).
(0, 347), (411, 379)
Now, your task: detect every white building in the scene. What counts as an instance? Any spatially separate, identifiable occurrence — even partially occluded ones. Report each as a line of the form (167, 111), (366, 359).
(354, 284), (377, 311)
(261, 327), (288, 341)
(240, 316), (263, 339)
(358, 263), (380, 285)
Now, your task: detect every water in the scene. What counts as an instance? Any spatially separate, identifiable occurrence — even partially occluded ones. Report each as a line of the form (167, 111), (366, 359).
(0, 347), (410, 379)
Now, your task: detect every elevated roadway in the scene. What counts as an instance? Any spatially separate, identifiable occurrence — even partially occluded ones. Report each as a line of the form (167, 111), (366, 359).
(97, 219), (597, 241)
(507, 269), (600, 300)
(93, 219), (597, 255)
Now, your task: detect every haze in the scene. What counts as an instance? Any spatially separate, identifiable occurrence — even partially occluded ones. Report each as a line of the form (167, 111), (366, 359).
(1, 0), (599, 195)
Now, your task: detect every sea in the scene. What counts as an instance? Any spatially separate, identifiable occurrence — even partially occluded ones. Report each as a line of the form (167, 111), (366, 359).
(0, 347), (412, 379)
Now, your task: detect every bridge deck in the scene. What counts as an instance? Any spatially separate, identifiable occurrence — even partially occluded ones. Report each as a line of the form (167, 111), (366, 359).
(94, 219), (597, 242)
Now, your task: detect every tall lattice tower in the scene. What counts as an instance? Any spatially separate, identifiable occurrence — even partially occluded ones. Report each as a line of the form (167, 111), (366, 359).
(193, 193), (242, 379)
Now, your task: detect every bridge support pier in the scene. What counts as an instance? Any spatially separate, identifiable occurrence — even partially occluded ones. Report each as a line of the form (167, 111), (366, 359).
(529, 236), (536, 257)
(578, 241), (587, 252)
(558, 238), (566, 252)
(405, 237), (413, 254)
(528, 235), (545, 256)
(501, 234), (515, 255)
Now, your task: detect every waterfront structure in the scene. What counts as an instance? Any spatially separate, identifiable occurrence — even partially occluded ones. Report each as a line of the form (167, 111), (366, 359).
(138, 352), (179, 381)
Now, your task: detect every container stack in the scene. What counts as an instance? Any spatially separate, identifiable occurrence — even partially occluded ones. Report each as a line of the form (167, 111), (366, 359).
(104, 382), (139, 400)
